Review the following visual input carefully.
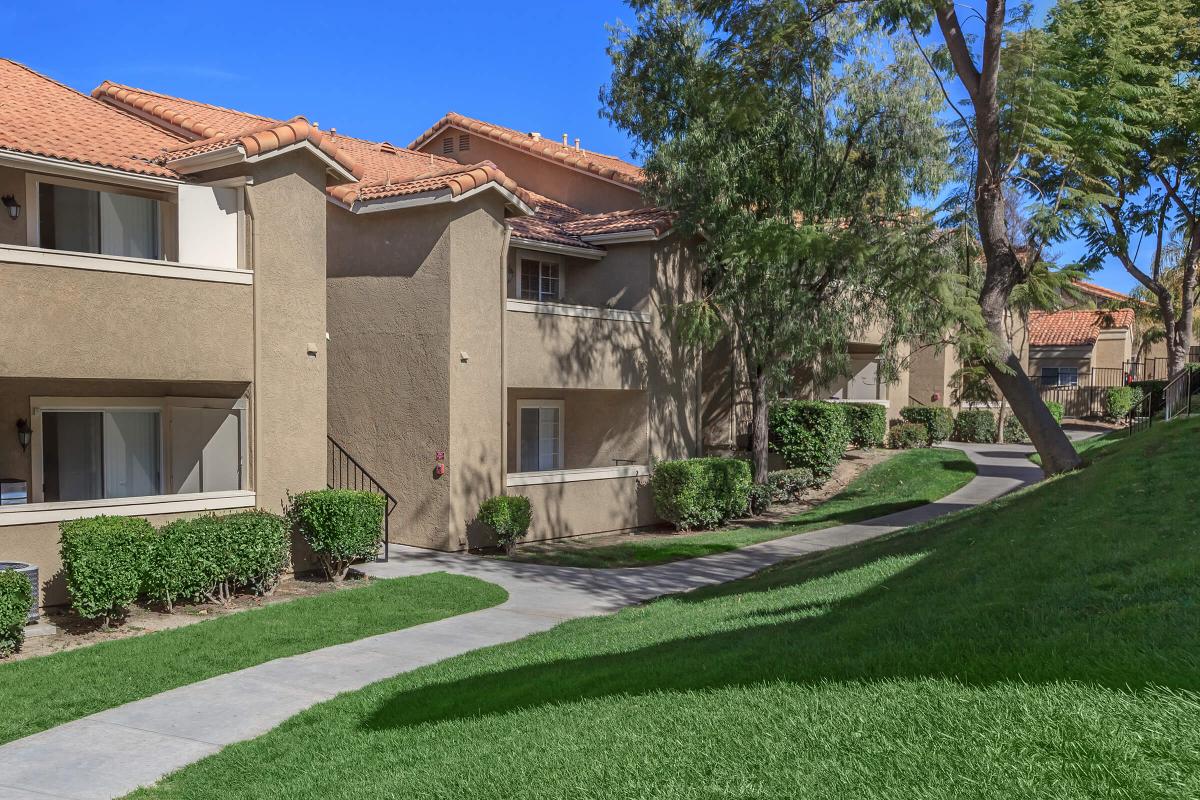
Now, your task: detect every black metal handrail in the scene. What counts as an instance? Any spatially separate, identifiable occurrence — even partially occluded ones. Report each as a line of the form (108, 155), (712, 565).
(1126, 390), (1154, 437)
(1163, 368), (1196, 422)
(327, 435), (397, 562)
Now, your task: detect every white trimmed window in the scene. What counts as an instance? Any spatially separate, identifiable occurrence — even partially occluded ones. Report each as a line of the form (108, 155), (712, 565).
(519, 258), (561, 301)
(517, 400), (564, 472)
(1040, 366), (1079, 387)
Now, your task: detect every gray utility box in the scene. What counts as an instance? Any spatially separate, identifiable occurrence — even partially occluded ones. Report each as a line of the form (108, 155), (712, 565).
(0, 562), (38, 623)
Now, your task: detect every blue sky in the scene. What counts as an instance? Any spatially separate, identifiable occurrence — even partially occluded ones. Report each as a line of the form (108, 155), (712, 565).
(3, 0), (1133, 294)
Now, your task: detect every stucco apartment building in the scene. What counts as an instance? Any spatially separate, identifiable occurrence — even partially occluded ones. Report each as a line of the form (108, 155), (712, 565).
(0, 60), (703, 604)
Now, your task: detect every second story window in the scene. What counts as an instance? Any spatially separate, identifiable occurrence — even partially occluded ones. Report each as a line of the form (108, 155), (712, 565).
(38, 181), (161, 260)
(519, 259), (561, 302)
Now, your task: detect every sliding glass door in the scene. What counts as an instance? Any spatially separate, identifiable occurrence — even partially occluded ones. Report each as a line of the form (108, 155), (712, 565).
(42, 410), (161, 502)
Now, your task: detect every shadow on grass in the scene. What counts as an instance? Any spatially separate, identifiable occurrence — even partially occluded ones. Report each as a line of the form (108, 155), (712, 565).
(361, 431), (1199, 732)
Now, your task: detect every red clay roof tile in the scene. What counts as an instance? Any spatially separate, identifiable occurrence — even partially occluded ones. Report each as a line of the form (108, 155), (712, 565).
(1, 60), (186, 178)
(1029, 308), (1135, 347)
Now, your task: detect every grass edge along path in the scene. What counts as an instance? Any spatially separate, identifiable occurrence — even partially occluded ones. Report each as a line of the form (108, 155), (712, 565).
(126, 418), (1200, 800)
(509, 447), (977, 568)
(0, 572), (506, 746)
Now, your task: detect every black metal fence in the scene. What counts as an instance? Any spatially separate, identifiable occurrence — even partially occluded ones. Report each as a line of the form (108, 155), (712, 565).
(327, 436), (396, 562)
(1126, 347), (1200, 381)
(1038, 367), (1130, 418)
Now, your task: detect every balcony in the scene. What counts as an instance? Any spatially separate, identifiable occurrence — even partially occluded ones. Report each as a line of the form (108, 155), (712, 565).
(505, 299), (653, 390)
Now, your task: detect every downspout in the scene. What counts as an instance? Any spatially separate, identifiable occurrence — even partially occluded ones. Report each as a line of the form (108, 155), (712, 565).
(500, 223), (511, 493)
(244, 184), (260, 496)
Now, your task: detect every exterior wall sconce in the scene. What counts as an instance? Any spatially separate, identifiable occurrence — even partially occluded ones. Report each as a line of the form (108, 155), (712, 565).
(16, 419), (31, 451)
(1, 195), (19, 221)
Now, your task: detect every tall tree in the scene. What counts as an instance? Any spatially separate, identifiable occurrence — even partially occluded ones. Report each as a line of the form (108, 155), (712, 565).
(1016, 0), (1200, 380)
(602, 2), (961, 481)
(874, 0), (1083, 473)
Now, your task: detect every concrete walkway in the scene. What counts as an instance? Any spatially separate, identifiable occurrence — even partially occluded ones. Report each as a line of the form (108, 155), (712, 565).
(0, 443), (1041, 800)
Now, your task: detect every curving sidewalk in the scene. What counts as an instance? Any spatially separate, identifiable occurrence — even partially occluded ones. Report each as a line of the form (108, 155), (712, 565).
(0, 443), (1042, 800)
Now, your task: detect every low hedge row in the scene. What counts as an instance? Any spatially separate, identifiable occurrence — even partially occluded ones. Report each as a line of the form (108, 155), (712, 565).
(899, 406), (954, 444)
(952, 409), (997, 443)
(58, 489), (386, 625)
(840, 403), (888, 448)
(1002, 415), (1029, 444)
(1103, 386), (1144, 420)
(0, 569), (33, 657)
(652, 457), (752, 530)
(887, 422), (928, 449)
(768, 400), (850, 479)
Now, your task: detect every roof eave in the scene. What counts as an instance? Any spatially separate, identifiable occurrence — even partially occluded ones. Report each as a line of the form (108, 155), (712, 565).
(509, 235), (605, 261)
(579, 228), (668, 245)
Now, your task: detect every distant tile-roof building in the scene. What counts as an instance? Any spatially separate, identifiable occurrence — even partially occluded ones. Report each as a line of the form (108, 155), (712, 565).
(1029, 308), (1135, 347)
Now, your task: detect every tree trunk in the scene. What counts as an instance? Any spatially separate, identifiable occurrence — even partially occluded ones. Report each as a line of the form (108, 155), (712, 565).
(751, 362), (770, 484)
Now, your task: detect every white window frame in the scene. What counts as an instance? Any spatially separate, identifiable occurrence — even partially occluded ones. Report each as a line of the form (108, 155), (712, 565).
(26, 173), (171, 261)
(28, 396), (248, 504)
(1041, 366), (1079, 387)
(515, 399), (565, 473)
(518, 257), (563, 302)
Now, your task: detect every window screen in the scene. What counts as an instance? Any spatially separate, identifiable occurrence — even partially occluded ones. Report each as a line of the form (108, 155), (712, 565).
(39, 183), (160, 259)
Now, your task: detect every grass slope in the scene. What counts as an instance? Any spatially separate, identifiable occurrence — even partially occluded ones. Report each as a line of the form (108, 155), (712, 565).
(127, 420), (1200, 798)
(0, 573), (505, 746)
(510, 447), (976, 568)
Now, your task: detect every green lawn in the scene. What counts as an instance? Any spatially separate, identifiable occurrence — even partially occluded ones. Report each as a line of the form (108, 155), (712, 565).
(508, 447), (976, 568)
(0, 573), (505, 746)
(124, 421), (1200, 798)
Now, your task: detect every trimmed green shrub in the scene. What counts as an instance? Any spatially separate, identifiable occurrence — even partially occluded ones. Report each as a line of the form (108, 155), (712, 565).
(768, 400), (850, 479)
(0, 569), (33, 657)
(287, 490), (385, 581)
(1045, 400), (1065, 423)
(899, 405), (954, 444)
(887, 422), (928, 449)
(145, 511), (289, 610)
(952, 409), (997, 443)
(652, 458), (752, 530)
(477, 496), (533, 553)
(841, 402), (888, 448)
(746, 483), (774, 516)
(1131, 379), (1167, 413)
(1103, 386), (1144, 421)
(766, 467), (819, 503)
(1002, 415), (1029, 444)
(60, 516), (154, 626)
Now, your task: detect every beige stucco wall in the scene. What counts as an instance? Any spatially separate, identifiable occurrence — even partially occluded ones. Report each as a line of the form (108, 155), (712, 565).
(510, 474), (657, 541)
(0, 262), (253, 381)
(507, 246), (653, 311)
(417, 131), (643, 214)
(506, 388), (649, 472)
(0, 165), (27, 247)
(1093, 329), (1133, 371)
(326, 202), (454, 550)
(908, 345), (957, 408)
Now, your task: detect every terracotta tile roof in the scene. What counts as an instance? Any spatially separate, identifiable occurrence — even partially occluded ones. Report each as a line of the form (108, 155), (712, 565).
(1029, 308), (1136, 347)
(558, 206), (675, 238)
(1072, 279), (1131, 303)
(0, 59), (186, 178)
(409, 112), (644, 189)
(159, 116), (363, 180)
(93, 82), (532, 212)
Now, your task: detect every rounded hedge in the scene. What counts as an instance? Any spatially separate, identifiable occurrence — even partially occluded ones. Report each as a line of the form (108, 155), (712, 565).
(1002, 415), (1030, 444)
(1103, 386), (1144, 421)
(1045, 400), (1065, 423)
(287, 490), (386, 581)
(952, 408), (997, 443)
(477, 495), (533, 553)
(768, 400), (850, 479)
(59, 516), (154, 624)
(887, 422), (928, 449)
(899, 405), (954, 444)
(840, 402), (888, 448)
(651, 457), (752, 530)
(0, 569), (33, 657)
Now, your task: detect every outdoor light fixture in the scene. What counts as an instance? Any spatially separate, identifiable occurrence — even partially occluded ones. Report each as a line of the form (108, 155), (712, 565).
(1, 195), (19, 221)
(15, 419), (31, 452)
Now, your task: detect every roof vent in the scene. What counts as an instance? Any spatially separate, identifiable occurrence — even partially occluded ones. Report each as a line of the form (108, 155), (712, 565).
(379, 141), (397, 154)
(530, 132), (541, 141)
(562, 133), (568, 146)
(459, 134), (470, 151)
(575, 137), (581, 151)
(442, 136), (454, 154)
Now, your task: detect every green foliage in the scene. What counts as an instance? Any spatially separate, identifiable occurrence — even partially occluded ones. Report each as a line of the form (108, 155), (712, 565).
(953, 409), (998, 443)
(1003, 415), (1030, 444)
(899, 405), (954, 444)
(144, 512), (289, 609)
(59, 516), (154, 624)
(1045, 401), (1065, 423)
(651, 458), (752, 531)
(949, 364), (999, 406)
(287, 490), (385, 581)
(1103, 386), (1145, 421)
(840, 403), (888, 448)
(769, 401), (850, 479)
(766, 468), (820, 503)
(888, 422), (929, 450)
(746, 483), (774, 516)
(0, 569), (32, 657)
(477, 496), (534, 553)
(1130, 380), (1167, 412)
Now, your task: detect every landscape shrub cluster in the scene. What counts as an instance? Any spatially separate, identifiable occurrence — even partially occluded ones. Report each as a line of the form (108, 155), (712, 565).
(887, 422), (928, 449)
(0, 569), (33, 657)
(768, 400), (850, 479)
(899, 406), (954, 444)
(477, 495), (534, 553)
(1002, 415), (1030, 444)
(652, 458), (752, 530)
(840, 402), (888, 448)
(1103, 386), (1144, 421)
(952, 409), (998, 443)
(56, 489), (385, 627)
